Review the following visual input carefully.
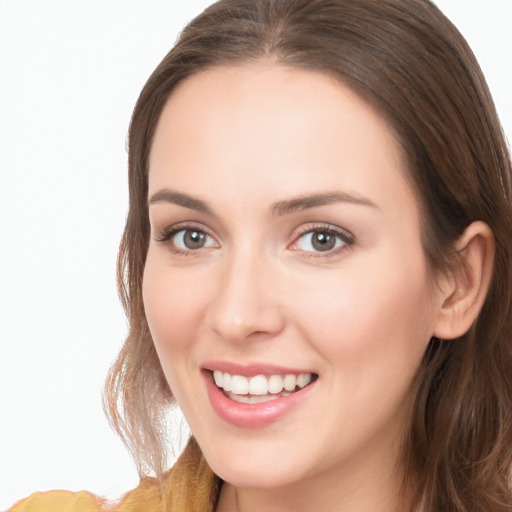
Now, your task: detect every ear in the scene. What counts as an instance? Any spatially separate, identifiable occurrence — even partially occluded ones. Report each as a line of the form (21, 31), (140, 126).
(433, 221), (495, 340)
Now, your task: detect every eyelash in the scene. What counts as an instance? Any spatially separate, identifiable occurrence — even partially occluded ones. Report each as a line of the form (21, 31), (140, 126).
(154, 223), (355, 257)
(290, 224), (355, 257)
(155, 222), (218, 256)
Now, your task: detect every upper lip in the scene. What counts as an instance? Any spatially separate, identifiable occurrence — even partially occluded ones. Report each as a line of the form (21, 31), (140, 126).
(202, 360), (317, 377)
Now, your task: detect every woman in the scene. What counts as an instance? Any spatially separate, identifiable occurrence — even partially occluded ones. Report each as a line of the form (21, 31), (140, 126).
(10, 0), (512, 511)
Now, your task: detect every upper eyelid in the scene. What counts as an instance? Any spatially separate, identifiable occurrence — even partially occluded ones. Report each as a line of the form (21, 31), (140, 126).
(154, 221), (219, 243)
(154, 220), (214, 235)
(291, 223), (355, 242)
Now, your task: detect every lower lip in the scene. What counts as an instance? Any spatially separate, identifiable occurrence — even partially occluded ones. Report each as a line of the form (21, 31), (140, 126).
(203, 371), (315, 428)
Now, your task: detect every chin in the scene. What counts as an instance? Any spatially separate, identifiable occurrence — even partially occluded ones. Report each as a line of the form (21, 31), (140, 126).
(203, 445), (308, 489)
(215, 465), (302, 490)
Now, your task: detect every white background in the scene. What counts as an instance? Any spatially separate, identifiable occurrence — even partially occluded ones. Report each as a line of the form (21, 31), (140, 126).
(0, 1), (511, 509)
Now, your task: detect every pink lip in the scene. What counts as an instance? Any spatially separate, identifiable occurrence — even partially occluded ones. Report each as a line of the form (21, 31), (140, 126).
(202, 360), (312, 377)
(202, 368), (316, 429)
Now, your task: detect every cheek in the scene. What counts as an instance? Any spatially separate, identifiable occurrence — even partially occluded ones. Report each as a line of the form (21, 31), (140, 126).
(142, 256), (210, 355)
(290, 257), (435, 371)
(292, 261), (435, 435)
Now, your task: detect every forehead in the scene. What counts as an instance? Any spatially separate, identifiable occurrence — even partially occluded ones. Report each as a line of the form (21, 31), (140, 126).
(148, 63), (415, 217)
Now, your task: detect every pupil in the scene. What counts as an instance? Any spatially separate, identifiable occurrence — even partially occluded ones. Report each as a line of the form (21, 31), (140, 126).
(184, 230), (205, 249)
(312, 232), (335, 251)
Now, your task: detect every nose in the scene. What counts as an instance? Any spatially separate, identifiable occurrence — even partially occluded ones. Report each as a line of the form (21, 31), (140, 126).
(207, 249), (285, 344)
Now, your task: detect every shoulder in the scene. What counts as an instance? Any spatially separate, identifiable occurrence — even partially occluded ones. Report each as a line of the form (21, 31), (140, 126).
(8, 479), (163, 512)
(116, 477), (163, 512)
(8, 490), (105, 512)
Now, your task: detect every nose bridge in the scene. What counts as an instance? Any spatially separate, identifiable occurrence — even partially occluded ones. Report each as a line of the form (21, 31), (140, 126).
(208, 243), (283, 343)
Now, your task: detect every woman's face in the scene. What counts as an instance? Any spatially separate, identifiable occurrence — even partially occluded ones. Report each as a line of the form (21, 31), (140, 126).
(144, 63), (446, 491)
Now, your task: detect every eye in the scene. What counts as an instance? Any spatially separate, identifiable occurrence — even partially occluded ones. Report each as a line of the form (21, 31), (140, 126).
(291, 226), (354, 255)
(155, 225), (219, 254)
(171, 229), (217, 250)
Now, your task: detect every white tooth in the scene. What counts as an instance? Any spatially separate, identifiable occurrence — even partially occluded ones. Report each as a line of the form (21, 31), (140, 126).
(268, 375), (284, 394)
(228, 392), (282, 404)
(249, 375), (269, 395)
(230, 375), (249, 395)
(283, 374), (297, 392)
(297, 373), (312, 388)
(213, 370), (223, 387)
(228, 393), (252, 404)
(222, 372), (232, 392)
(247, 393), (281, 404)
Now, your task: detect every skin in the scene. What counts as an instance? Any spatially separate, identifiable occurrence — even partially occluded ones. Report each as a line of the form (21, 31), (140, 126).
(143, 63), (458, 511)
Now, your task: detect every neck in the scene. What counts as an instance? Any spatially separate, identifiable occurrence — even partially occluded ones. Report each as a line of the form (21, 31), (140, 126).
(216, 451), (416, 512)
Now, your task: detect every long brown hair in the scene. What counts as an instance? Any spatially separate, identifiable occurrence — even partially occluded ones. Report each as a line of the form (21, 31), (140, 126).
(104, 1), (512, 510)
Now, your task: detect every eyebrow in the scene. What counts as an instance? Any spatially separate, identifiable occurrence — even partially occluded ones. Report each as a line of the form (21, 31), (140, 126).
(148, 189), (213, 214)
(271, 191), (378, 216)
(148, 188), (377, 216)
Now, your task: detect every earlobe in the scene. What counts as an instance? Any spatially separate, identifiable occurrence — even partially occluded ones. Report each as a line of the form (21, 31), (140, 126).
(433, 221), (495, 340)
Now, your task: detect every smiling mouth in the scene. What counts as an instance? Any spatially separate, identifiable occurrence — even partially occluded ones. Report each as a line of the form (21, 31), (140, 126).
(212, 370), (318, 404)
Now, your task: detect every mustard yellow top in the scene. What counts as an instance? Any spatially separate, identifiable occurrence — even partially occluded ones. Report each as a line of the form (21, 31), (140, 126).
(9, 490), (105, 512)
(8, 478), (162, 512)
(8, 439), (220, 512)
